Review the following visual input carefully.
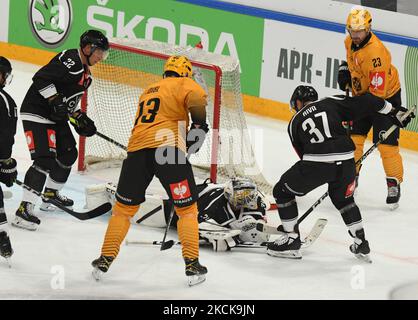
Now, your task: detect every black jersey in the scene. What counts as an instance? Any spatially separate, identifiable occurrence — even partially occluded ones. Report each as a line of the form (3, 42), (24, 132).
(0, 88), (18, 160)
(288, 93), (392, 162)
(20, 49), (92, 123)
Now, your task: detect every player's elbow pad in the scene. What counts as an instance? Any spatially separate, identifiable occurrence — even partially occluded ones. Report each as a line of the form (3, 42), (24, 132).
(187, 122), (209, 154)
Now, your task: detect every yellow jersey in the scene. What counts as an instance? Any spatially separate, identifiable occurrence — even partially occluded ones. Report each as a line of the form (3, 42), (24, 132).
(344, 32), (400, 99)
(127, 76), (207, 153)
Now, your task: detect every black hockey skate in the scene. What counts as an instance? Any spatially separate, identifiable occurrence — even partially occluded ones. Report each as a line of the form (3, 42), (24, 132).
(349, 229), (372, 263)
(266, 226), (302, 259)
(40, 188), (74, 212)
(12, 202), (41, 231)
(91, 255), (114, 281)
(0, 231), (13, 267)
(185, 258), (207, 286)
(386, 177), (400, 210)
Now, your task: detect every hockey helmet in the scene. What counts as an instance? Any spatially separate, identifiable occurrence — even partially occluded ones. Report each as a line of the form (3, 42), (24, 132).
(224, 178), (258, 210)
(346, 7), (372, 32)
(290, 85), (318, 111)
(163, 55), (193, 78)
(0, 56), (12, 87)
(80, 30), (109, 62)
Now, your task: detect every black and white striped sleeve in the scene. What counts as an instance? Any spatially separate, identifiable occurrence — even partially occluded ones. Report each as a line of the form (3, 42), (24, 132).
(33, 50), (83, 99)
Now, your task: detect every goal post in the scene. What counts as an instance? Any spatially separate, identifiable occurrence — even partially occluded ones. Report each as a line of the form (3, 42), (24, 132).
(78, 38), (273, 195)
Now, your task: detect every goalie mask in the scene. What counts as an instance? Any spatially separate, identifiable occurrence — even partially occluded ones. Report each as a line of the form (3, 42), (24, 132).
(224, 178), (258, 210)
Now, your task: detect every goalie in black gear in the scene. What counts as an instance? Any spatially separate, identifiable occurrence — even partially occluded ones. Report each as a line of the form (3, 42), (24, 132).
(267, 85), (414, 261)
(0, 56), (18, 262)
(101, 177), (270, 251)
(13, 30), (109, 231)
(167, 177), (270, 251)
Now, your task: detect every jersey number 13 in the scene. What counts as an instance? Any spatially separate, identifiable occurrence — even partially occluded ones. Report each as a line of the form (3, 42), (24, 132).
(134, 97), (160, 125)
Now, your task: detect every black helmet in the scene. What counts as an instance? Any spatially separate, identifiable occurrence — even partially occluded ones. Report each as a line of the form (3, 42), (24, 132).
(290, 85), (318, 111)
(80, 30), (109, 51)
(0, 56), (12, 76)
(0, 56), (12, 88)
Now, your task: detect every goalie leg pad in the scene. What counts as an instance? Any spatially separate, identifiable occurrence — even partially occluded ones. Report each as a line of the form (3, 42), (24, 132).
(85, 184), (109, 210)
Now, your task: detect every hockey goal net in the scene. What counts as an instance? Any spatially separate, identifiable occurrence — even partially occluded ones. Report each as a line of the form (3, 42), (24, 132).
(78, 38), (272, 194)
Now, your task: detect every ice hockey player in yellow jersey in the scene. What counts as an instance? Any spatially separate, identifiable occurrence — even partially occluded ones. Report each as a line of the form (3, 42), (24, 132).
(92, 55), (209, 286)
(338, 7), (403, 210)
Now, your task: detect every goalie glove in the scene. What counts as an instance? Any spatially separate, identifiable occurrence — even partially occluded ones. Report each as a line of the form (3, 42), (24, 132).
(229, 215), (270, 243)
(199, 221), (241, 252)
(187, 122), (209, 154)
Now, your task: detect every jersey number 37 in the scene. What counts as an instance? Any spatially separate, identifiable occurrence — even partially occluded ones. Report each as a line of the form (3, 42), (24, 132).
(302, 111), (332, 143)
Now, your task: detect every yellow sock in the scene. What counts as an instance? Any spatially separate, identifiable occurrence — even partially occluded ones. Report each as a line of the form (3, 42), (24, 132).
(175, 203), (199, 260)
(101, 201), (139, 258)
(351, 134), (366, 174)
(378, 144), (404, 183)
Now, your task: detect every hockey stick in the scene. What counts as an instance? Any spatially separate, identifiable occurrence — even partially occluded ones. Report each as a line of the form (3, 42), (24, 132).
(257, 106), (417, 234)
(70, 117), (127, 151)
(14, 179), (111, 220)
(125, 219), (325, 251)
(259, 218), (327, 249)
(160, 206), (176, 250)
(95, 132), (127, 151)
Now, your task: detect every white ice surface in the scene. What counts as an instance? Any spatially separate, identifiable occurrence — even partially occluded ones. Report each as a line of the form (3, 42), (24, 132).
(0, 60), (417, 300)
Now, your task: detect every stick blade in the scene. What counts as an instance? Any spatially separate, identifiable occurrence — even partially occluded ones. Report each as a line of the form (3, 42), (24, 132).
(57, 202), (112, 220)
(160, 240), (175, 251)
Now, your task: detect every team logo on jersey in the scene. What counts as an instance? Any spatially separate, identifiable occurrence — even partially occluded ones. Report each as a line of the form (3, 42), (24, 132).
(369, 71), (385, 92)
(170, 180), (191, 200)
(29, 0), (73, 48)
(47, 129), (56, 149)
(25, 131), (35, 152)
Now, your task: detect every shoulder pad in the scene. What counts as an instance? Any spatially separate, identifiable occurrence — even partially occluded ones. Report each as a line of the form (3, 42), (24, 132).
(58, 49), (84, 75)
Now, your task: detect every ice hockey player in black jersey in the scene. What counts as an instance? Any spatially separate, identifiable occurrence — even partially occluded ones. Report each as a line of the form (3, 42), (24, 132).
(164, 178), (270, 251)
(267, 85), (414, 261)
(13, 30), (109, 231)
(0, 57), (18, 262)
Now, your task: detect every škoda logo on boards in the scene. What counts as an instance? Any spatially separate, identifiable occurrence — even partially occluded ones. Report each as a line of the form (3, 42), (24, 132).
(29, 0), (73, 48)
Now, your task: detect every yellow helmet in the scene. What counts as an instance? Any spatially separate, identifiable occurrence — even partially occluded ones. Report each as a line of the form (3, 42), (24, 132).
(346, 7), (372, 32)
(163, 55), (193, 78)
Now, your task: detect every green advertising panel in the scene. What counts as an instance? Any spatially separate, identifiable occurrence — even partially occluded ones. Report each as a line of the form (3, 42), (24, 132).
(405, 46), (418, 131)
(8, 0), (264, 96)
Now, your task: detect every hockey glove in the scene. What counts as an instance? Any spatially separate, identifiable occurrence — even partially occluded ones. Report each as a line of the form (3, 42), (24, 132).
(229, 215), (270, 243)
(49, 93), (69, 122)
(389, 106), (416, 128)
(187, 122), (209, 154)
(70, 111), (97, 137)
(0, 158), (17, 187)
(337, 61), (351, 91)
